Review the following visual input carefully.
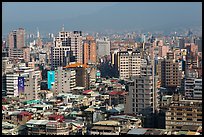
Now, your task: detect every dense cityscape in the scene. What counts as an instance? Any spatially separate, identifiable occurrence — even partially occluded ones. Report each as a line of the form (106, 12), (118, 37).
(2, 2), (202, 135)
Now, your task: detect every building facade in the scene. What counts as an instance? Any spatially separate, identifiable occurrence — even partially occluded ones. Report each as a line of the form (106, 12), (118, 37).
(5, 73), (19, 97)
(118, 49), (141, 80)
(83, 36), (97, 64)
(52, 67), (76, 94)
(51, 30), (83, 70)
(96, 38), (111, 58)
(166, 95), (202, 130)
(7, 28), (25, 49)
(160, 52), (182, 88)
(124, 75), (158, 115)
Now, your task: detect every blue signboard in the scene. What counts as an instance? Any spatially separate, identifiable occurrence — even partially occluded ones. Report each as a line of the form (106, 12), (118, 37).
(47, 71), (55, 89)
(18, 77), (25, 93)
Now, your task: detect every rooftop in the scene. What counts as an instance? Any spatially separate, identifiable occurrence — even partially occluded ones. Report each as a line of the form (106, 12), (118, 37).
(93, 120), (120, 126)
(26, 119), (49, 125)
(127, 128), (148, 135)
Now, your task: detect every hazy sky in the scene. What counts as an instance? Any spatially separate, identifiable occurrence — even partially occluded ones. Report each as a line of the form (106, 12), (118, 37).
(2, 2), (202, 35)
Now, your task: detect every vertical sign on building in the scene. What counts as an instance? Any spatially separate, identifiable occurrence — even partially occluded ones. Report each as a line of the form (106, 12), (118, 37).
(96, 70), (102, 83)
(47, 71), (55, 89)
(18, 77), (25, 93)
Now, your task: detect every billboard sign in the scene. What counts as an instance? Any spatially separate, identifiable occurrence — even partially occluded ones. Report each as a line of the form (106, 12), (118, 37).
(47, 71), (55, 89)
(18, 77), (25, 93)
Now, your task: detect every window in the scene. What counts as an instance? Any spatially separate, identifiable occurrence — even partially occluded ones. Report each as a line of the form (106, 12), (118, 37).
(171, 117), (174, 120)
(187, 113), (192, 116)
(177, 108), (182, 111)
(197, 113), (202, 117)
(177, 113), (182, 115)
(177, 118), (182, 120)
(186, 108), (192, 111)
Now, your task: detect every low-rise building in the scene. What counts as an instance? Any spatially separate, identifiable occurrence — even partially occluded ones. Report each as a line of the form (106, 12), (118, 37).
(26, 119), (69, 135)
(90, 120), (121, 135)
(165, 95), (202, 130)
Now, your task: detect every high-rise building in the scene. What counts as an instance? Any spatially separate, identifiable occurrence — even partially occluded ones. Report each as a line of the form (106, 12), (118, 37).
(83, 36), (97, 64)
(118, 49), (141, 79)
(7, 28), (25, 49)
(5, 73), (19, 97)
(124, 75), (158, 115)
(51, 67), (76, 94)
(96, 38), (111, 58)
(5, 65), (41, 100)
(7, 28), (30, 62)
(51, 46), (71, 70)
(178, 38), (185, 49)
(160, 52), (182, 88)
(17, 67), (41, 101)
(51, 30), (83, 70)
(72, 31), (83, 63)
(195, 37), (202, 52)
(158, 45), (169, 58)
(111, 49), (120, 72)
(185, 43), (198, 54)
(125, 57), (158, 115)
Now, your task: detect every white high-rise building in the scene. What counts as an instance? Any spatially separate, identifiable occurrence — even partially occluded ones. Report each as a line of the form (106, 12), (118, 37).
(124, 57), (159, 115)
(5, 65), (41, 100)
(118, 49), (141, 80)
(124, 75), (158, 115)
(18, 67), (41, 101)
(6, 73), (19, 97)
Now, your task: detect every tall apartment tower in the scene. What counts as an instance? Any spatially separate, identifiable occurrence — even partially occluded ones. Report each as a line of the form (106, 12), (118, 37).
(195, 37), (202, 52)
(51, 30), (83, 70)
(72, 31), (83, 63)
(5, 73), (19, 97)
(160, 52), (182, 88)
(7, 28), (31, 62)
(96, 37), (111, 58)
(124, 61), (158, 115)
(83, 36), (97, 65)
(52, 67), (76, 94)
(7, 28), (25, 49)
(118, 49), (141, 80)
(178, 38), (185, 49)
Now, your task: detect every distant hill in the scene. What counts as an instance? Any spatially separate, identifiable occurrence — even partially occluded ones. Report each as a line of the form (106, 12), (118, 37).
(2, 2), (202, 34)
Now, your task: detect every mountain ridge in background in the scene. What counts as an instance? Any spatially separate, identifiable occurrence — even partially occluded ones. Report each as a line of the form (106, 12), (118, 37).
(2, 2), (202, 35)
